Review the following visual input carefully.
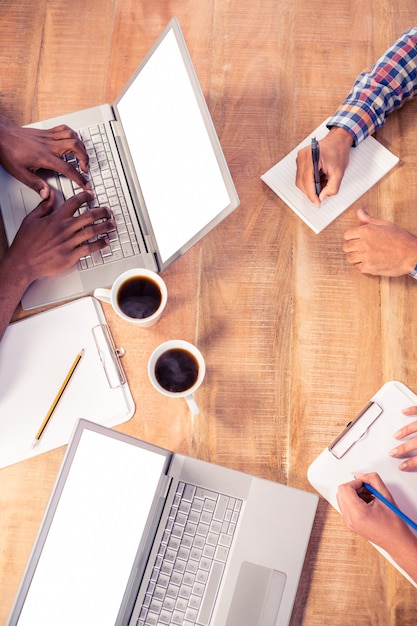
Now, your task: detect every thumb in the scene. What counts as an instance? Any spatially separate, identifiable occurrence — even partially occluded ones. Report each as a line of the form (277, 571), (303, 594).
(357, 208), (385, 226)
(32, 176), (50, 199)
(16, 168), (50, 199)
(31, 189), (55, 217)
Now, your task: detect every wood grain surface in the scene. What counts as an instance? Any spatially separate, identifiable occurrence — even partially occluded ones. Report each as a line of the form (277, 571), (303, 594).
(1, 1), (417, 624)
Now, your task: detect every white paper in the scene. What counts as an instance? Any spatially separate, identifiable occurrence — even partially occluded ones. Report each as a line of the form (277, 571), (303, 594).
(0, 297), (134, 468)
(261, 120), (399, 233)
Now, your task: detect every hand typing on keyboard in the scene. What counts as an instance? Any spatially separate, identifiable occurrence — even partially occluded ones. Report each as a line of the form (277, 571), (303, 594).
(0, 189), (115, 342)
(0, 114), (90, 199)
(64, 124), (142, 270)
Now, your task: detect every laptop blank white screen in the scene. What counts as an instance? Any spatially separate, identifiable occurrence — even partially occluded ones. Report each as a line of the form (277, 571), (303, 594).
(16, 429), (167, 626)
(116, 27), (232, 265)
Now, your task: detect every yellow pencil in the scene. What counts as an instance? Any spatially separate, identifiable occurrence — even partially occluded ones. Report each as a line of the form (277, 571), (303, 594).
(32, 349), (85, 448)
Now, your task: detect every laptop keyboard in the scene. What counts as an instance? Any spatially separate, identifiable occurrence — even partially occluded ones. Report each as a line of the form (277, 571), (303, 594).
(137, 481), (242, 626)
(63, 123), (142, 270)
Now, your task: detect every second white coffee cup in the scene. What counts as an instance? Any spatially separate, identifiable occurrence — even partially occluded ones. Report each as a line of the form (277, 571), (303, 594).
(148, 340), (206, 415)
(94, 268), (167, 327)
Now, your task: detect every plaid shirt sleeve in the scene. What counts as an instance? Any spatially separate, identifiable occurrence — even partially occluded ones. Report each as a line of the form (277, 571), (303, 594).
(327, 27), (417, 145)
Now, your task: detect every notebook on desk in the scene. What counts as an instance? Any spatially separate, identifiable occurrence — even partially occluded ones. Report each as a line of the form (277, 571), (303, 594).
(7, 420), (318, 626)
(261, 120), (399, 233)
(0, 18), (239, 310)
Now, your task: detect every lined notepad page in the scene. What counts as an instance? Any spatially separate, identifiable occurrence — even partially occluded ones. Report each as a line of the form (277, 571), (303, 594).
(261, 120), (399, 233)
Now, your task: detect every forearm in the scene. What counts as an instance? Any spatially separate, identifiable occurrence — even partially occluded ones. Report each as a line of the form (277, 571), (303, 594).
(0, 113), (17, 143)
(0, 251), (31, 342)
(0, 113), (13, 127)
(386, 531), (417, 584)
(328, 26), (417, 145)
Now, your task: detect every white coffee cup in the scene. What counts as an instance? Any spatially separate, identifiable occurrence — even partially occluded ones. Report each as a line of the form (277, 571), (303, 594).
(94, 268), (167, 327)
(148, 340), (206, 415)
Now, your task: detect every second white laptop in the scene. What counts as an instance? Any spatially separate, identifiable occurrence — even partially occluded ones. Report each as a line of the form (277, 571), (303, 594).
(7, 420), (318, 626)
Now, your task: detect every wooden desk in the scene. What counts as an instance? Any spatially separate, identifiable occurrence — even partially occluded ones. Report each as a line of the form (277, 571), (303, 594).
(1, 2), (416, 624)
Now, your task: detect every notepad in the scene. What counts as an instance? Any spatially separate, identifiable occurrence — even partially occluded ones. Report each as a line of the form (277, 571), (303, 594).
(261, 120), (400, 233)
(308, 380), (417, 587)
(0, 297), (134, 468)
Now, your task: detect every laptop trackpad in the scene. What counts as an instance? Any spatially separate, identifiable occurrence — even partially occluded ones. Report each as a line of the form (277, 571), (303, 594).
(226, 561), (286, 626)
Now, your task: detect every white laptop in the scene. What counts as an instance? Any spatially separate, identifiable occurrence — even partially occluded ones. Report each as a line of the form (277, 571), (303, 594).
(7, 419), (318, 626)
(0, 18), (239, 310)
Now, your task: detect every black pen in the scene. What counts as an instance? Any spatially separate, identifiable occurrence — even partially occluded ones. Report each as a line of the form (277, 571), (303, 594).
(311, 137), (321, 197)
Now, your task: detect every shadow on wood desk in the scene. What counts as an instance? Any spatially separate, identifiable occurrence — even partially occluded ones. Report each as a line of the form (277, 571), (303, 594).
(1, 1), (417, 624)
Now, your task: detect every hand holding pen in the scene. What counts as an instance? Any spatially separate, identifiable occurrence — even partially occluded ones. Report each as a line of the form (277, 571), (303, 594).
(295, 127), (352, 206)
(360, 479), (417, 532)
(337, 473), (417, 544)
(336, 472), (417, 583)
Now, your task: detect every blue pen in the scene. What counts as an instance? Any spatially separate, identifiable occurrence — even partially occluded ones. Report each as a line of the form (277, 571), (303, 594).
(311, 137), (321, 197)
(362, 482), (417, 532)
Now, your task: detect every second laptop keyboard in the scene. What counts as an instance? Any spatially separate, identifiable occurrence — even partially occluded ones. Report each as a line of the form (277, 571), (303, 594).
(136, 481), (242, 626)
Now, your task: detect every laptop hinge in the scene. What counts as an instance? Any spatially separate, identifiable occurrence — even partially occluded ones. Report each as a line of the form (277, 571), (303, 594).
(115, 473), (173, 626)
(109, 119), (161, 260)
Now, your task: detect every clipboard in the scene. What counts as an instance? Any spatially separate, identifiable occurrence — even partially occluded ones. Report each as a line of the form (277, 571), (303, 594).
(308, 380), (417, 586)
(0, 296), (135, 468)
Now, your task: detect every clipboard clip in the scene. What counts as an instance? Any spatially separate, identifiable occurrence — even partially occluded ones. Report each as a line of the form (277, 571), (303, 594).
(92, 324), (127, 389)
(329, 401), (383, 459)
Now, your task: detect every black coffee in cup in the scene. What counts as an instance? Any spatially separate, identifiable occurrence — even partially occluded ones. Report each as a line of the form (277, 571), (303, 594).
(155, 348), (199, 393)
(117, 276), (162, 319)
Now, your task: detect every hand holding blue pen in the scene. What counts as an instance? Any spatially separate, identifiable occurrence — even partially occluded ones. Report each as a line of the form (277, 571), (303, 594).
(337, 472), (417, 542)
(361, 481), (417, 532)
(337, 473), (417, 584)
(337, 472), (417, 583)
